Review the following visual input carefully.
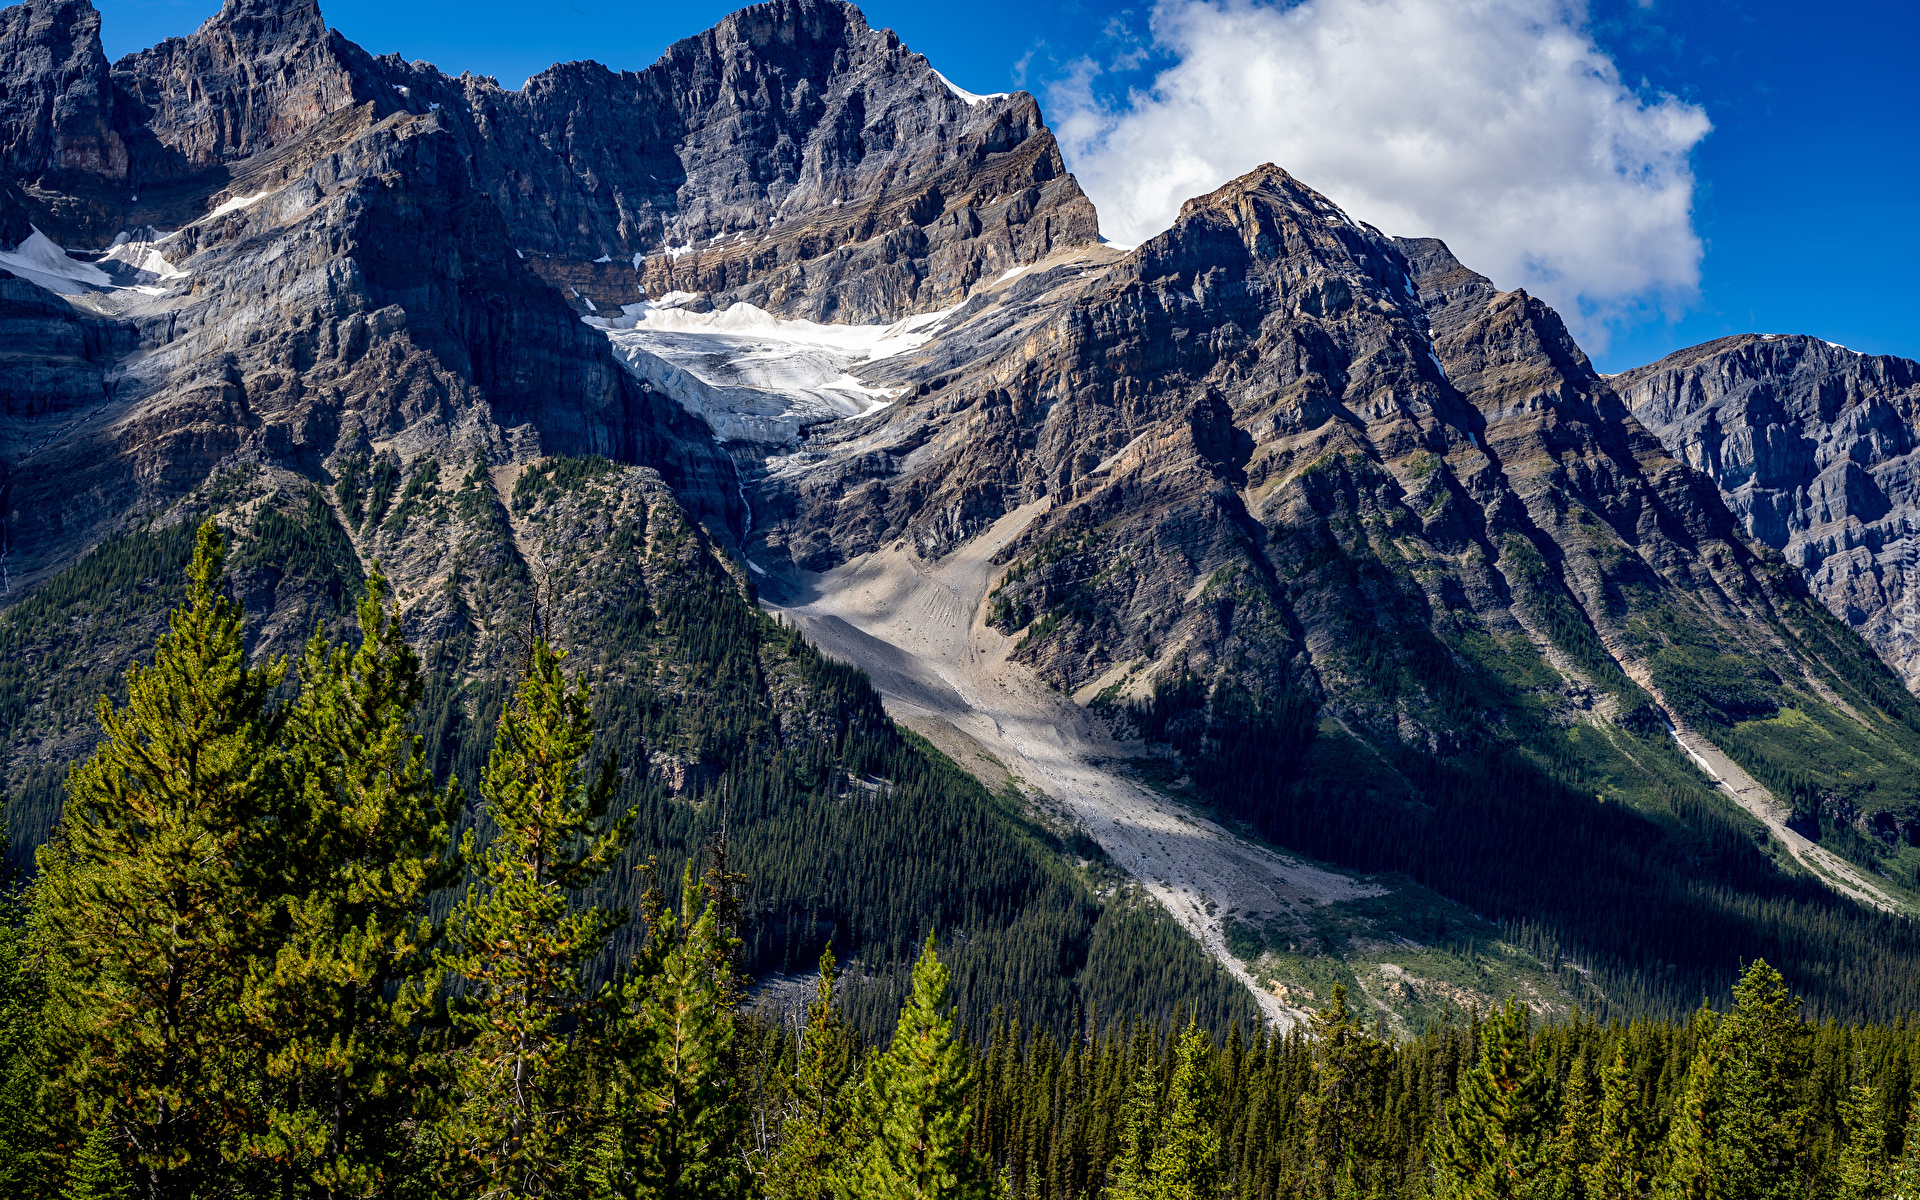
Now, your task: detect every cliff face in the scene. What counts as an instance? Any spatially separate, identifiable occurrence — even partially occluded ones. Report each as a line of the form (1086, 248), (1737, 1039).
(7, 0), (1920, 1018)
(0, 0), (124, 183)
(0, 0), (1093, 833)
(363, 0), (1097, 322)
(1614, 335), (1920, 691)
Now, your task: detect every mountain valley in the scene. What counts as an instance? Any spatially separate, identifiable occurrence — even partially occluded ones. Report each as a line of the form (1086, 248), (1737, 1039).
(5, 0), (1920, 1039)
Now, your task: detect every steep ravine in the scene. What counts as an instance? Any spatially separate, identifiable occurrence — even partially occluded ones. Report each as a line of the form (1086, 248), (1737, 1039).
(759, 505), (1580, 1030)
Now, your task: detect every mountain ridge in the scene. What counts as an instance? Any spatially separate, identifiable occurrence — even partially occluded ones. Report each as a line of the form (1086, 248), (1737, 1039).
(3, 0), (1920, 1026)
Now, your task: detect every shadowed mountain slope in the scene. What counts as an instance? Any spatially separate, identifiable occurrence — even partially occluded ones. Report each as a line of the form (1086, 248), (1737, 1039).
(3, 0), (1920, 1027)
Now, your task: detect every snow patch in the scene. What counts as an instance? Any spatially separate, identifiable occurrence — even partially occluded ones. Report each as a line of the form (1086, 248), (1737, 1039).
(205, 190), (273, 220)
(587, 299), (952, 444)
(631, 251), (646, 271)
(931, 69), (1009, 107)
(995, 264), (1031, 284)
(101, 229), (190, 285)
(0, 228), (112, 293)
(593, 253), (613, 263)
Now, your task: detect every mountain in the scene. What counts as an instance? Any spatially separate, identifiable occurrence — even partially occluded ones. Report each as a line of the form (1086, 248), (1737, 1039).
(1615, 335), (1920, 692)
(3, 0), (1919, 1029)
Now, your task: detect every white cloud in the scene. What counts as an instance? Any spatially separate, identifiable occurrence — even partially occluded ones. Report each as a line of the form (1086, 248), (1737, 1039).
(1046, 0), (1711, 347)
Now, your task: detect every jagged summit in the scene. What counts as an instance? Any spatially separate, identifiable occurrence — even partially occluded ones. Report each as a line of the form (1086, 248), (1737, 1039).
(6, 0), (1920, 1029)
(1616, 332), (1920, 690)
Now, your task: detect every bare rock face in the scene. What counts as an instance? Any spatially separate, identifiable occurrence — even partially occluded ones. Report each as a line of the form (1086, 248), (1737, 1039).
(111, 0), (360, 183)
(0, 0), (125, 182)
(1614, 334), (1920, 690)
(364, 0), (1098, 323)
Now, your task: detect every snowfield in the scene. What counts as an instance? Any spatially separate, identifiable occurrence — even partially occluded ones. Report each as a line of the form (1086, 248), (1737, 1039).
(590, 298), (949, 445)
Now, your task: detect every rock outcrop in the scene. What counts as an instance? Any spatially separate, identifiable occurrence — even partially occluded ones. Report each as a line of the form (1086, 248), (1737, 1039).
(6, 0), (1920, 1020)
(1614, 335), (1920, 691)
(0, 0), (124, 183)
(363, 0), (1097, 322)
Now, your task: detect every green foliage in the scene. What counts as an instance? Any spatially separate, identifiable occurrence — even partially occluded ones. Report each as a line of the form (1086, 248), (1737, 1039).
(849, 935), (997, 1200)
(512, 454), (618, 513)
(1437, 999), (1552, 1200)
(0, 885), (47, 1191)
(235, 487), (364, 609)
(1583, 1043), (1655, 1200)
(1143, 1022), (1222, 1200)
(1890, 1102), (1920, 1200)
(437, 637), (631, 1195)
(0, 522), (198, 857)
(244, 567), (464, 1192)
(59, 1119), (130, 1200)
(384, 456), (444, 532)
(762, 947), (861, 1200)
(1838, 1083), (1889, 1200)
(592, 864), (751, 1200)
(1659, 962), (1811, 1200)
(33, 519), (288, 1194)
(1303, 986), (1385, 1199)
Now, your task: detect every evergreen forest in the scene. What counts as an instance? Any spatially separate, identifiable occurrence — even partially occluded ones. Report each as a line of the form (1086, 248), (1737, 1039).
(2, 520), (1919, 1200)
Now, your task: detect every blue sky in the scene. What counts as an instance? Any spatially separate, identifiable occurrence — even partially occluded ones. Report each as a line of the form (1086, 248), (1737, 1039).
(96, 0), (1917, 374)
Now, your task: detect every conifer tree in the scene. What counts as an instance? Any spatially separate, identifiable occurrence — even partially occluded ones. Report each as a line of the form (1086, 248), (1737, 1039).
(1890, 1101), (1920, 1200)
(1436, 999), (1551, 1200)
(1583, 1042), (1653, 1200)
(0, 870), (47, 1192)
(592, 864), (750, 1200)
(1305, 985), (1375, 1199)
(246, 567), (462, 1195)
(764, 945), (861, 1200)
(1838, 1083), (1887, 1200)
(62, 1119), (131, 1200)
(1101, 1057), (1159, 1200)
(1659, 962), (1808, 1200)
(438, 638), (630, 1196)
(1145, 1021), (1220, 1200)
(35, 519), (288, 1194)
(1546, 1051), (1597, 1200)
(853, 934), (996, 1200)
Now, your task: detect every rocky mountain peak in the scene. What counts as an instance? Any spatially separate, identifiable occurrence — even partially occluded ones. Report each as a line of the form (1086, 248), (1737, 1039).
(1615, 332), (1920, 689)
(0, 0), (124, 182)
(110, 0), (357, 191)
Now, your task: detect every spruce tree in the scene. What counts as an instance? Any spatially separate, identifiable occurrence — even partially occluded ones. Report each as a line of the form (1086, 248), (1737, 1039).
(852, 934), (996, 1200)
(1837, 1083), (1887, 1200)
(764, 945), (861, 1200)
(1435, 998), (1551, 1200)
(1890, 1101), (1920, 1200)
(1659, 962), (1808, 1200)
(1102, 1057), (1159, 1200)
(1145, 1021), (1220, 1200)
(244, 567), (462, 1195)
(1546, 1051), (1597, 1200)
(0, 870), (47, 1192)
(1583, 1042), (1653, 1200)
(62, 1119), (131, 1200)
(591, 864), (749, 1200)
(35, 519), (288, 1194)
(1305, 985), (1376, 1199)
(438, 637), (630, 1196)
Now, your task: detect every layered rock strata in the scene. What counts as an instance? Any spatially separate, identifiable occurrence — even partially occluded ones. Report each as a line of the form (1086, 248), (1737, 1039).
(1615, 335), (1920, 691)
